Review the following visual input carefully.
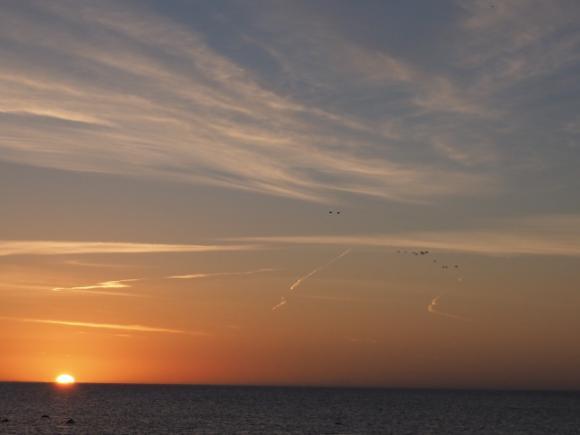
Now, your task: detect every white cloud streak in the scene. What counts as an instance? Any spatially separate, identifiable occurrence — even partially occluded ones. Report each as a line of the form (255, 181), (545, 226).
(62, 259), (136, 268)
(236, 214), (580, 257)
(168, 268), (277, 280)
(47, 269), (277, 297)
(0, 240), (256, 257)
(0, 316), (207, 336)
(53, 278), (139, 291)
(51, 278), (146, 297)
(0, 282), (52, 291)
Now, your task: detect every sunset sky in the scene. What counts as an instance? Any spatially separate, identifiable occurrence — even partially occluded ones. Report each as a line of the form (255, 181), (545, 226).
(1, 0), (580, 389)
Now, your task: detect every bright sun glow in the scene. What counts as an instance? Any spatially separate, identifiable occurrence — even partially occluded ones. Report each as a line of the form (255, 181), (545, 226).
(55, 374), (76, 385)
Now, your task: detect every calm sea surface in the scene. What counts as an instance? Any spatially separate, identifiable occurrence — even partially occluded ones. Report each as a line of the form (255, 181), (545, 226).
(0, 383), (579, 434)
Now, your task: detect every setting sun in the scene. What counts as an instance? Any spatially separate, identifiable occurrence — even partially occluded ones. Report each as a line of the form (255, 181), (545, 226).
(55, 374), (76, 385)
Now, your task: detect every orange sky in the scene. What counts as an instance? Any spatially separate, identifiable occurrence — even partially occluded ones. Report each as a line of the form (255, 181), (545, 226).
(2, 245), (579, 388)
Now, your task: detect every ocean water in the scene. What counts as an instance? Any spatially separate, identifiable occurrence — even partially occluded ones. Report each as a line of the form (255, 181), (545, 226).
(0, 383), (579, 434)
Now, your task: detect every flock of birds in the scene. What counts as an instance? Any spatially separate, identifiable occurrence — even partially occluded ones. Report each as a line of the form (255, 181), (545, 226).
(323, 209), (466, 320)
(396, 250), (460, 270)
(327, 210), (463, 271)
(396, 245), (466, 319)
(273, 209), (466, 320)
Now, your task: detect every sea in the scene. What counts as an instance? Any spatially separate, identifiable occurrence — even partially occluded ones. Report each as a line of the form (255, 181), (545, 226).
(0, 383), (579, 434)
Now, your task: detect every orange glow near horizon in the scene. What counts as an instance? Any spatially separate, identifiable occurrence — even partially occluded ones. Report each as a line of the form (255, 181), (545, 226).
(1, 249), (580, 390)
(55, 374), (76, 385)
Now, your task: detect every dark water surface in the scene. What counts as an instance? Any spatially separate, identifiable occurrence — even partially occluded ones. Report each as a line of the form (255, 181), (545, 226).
(0, 383), (579, 434)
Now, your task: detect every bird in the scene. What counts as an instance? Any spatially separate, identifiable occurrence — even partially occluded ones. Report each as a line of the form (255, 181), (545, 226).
(41, 415), (50, 419)
(1, 418), (9, 423)
(65, 418), (75, 425)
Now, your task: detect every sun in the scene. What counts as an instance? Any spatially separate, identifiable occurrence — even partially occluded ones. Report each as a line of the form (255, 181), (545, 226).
(55, 374), (76, 385)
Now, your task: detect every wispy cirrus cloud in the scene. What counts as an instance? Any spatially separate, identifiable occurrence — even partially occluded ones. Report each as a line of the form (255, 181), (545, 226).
(0, 282), (52, 291)
(235, 214), (580, 257)
(42, 269), (277, 299)
(0, 0), (577, 205)
(52, 278), (139, 291)
(51, 279), (146, 297)
(0, 0), (504, 204)
(62, 259), (137, 268)
(0, 316), (207, 336)
(168, 268), (277, 280)
(0, 240), (256, 257)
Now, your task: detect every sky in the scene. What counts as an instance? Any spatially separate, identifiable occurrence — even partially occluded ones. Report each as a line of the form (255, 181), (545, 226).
(1, 0), (580, 389)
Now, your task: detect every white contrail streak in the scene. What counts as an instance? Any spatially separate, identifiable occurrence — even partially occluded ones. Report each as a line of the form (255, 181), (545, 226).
(427, 295), (471, 321)
(271, 297), (288, 311)
(168, 268), (277, 280)
(272, 248), (351, 311)
(289, 249), (351, 291)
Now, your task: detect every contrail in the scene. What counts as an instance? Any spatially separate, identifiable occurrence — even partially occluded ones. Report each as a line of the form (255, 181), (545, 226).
(289, 249), (351, 291)
(271, 297), (288, 311)
(427, 295), (471, 321)
(272, 248), (351, 311)
(168, 268), (277, 280)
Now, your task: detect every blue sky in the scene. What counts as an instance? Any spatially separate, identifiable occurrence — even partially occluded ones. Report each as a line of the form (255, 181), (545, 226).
(1, 0), (578, 210)
(1, 0), (579, 242)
